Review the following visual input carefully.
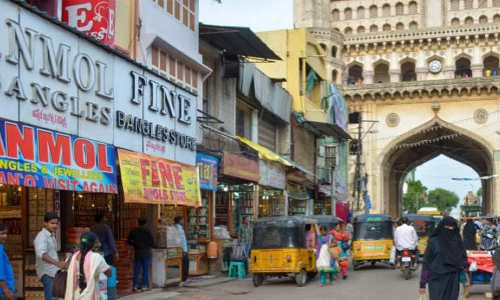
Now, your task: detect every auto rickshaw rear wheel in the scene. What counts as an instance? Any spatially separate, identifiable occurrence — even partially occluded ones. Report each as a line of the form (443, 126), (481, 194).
(295, 269), (307, 287)
(307, 271), (318, 279)
(252, 274), (264, 287)
(352, 260), (360, 271)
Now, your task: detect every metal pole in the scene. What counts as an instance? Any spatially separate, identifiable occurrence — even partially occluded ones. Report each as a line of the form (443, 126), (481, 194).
(331, 167), (336, 217)
(355, 114), (362, 211)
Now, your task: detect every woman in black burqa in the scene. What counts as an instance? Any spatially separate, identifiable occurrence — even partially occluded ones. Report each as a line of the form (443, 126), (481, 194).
(462, 218), (477, 250)
(419, 216), (468, 300)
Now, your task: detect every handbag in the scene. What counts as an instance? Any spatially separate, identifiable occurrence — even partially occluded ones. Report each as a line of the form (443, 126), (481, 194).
(52, 254), (74, 298)
(231, 245), (248, 262)
(328, 245), (341, 259)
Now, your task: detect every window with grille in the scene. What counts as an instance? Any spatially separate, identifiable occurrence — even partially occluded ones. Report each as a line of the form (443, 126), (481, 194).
(478, 0), (487, 8)
(450, 0), (459, 10)
(495, 14), (500, 22)
(345, 27), (353, 34)
(370, 6), (378, 18)
(465, 17), (474, 24)
(345, 8), (352, 20)
(451, 18), (460, 25)
(383, 4), (391, 17)
(383, 24), (391, 31)
(464, 0), (473, 9)
(150, 45), (198, 93)
(370, 25), (378, 32)
(152, 0), (196, 31)
(396, 3), (404, 15)
(409, 22), (418, 29)
(479, 16), (488, 23)
(396, 23), (404, 30)
(332, 9), (340, 21)
(494, 0), (500, 7)
(409, 2), (417, 14)
(357, 26), (365, 33)
(357, 7), (365, 19)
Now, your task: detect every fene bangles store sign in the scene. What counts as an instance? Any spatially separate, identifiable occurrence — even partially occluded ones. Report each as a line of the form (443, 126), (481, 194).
(0, 1), (197, 168)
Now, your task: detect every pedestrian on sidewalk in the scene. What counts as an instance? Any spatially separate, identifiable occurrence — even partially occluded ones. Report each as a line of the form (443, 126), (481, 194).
(34, 212), (65, 300)
(127, 218), (155, 292)
(174, 216), (189, 282)
(462, 218), (477, 250)
(420, 216), (467, 300)
(65, 231), (112, 299)
(91, 213), (118, 266)
(238, 217), (252, 274)
(0, 223), (15, 300)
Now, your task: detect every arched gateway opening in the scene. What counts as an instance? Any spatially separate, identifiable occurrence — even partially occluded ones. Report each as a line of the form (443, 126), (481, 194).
(381, 118), (495, 218)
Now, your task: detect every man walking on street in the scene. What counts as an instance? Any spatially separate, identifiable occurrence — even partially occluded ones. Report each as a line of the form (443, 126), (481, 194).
(91, 213), (118, 265)
(174, 216), (189, 282)
(238, 217), (252, 274)
(394, 217), (419, 268)
(0, 223), (15, 300)
(34, 212), (64, 300)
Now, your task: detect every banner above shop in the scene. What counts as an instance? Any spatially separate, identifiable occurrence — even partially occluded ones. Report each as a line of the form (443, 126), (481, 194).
(259, 160), (286, 190)
(0, 119), (117, 193)
(118, 149), (201, 206)
(222, 152), (259, 182)
(196, 153), (219, 191)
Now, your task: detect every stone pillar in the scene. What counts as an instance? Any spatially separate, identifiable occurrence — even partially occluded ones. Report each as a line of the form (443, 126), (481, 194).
(471, 64), (484, 77)
(363, 70), (374, 84)
(416, 67), (428, 81)
(389, 69), (401, 82)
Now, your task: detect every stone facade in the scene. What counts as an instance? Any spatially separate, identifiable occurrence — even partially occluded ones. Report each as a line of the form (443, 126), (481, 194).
(295, 0), (500, 216)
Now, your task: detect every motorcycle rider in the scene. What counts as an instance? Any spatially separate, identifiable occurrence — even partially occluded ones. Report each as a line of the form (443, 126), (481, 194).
(394, 217), (419, 268)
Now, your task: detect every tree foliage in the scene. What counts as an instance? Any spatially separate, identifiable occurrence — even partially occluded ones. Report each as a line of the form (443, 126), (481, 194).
(402, 180), (428, 213)
(427, 188), (460, 212)
(476, 187), (483, 197)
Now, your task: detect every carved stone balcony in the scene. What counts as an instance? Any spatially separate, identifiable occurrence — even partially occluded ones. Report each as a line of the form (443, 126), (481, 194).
(341, 76), (500, 101)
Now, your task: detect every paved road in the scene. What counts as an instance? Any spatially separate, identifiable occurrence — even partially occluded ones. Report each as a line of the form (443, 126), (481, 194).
(137, 263), (491, 300)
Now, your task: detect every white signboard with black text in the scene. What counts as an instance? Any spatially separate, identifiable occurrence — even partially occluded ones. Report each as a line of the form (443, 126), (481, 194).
(0, 1), (197, 165)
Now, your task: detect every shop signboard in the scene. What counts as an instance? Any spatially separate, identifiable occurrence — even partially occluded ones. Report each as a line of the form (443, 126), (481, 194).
(62, 0), (116, 47)
(259, 160), (286, 190)
(0, 1), (197, 166)
(0, 119), (118, 193)
(222, 152), (259, 182)
(118, 149), (201, 206)
(196, 153), (219, 191)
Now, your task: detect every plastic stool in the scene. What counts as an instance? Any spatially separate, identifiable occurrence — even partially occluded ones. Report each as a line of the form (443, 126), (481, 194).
(228, 261), (246, 280)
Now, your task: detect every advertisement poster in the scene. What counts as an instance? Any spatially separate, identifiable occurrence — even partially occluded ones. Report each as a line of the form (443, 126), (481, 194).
(222, 152), (259, 182)
(118, 149), (201, 206)
(62, 0), (116, 46)
(0, 119), (117, 193)
(259, 160), (286, 190)
(196, 153), (219, 191)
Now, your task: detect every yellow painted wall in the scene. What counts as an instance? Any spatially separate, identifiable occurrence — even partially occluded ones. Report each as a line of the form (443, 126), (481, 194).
(115, 0), (135, 57)
(257, 28), (327, 122)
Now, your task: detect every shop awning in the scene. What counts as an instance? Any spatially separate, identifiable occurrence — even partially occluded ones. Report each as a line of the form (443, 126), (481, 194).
(237, 136), (292, 167)
(199, 24), (281, 60)
(304, 121), (352, 140)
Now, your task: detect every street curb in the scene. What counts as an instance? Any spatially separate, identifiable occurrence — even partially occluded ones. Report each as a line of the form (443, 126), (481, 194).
(182, 277), (236, 288)
(118, 288), (171, 300)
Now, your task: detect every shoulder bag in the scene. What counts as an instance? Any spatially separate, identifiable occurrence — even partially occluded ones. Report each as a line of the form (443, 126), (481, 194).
(52, 253), (74, 298)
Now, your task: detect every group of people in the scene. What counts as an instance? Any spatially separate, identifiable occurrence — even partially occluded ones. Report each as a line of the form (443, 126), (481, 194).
(485, 68), (499, 77)
(0, 211), (163, 300)
(313, 222), (352, 287)
(462, 217), (499, 251)
(346, 77), (363, 86)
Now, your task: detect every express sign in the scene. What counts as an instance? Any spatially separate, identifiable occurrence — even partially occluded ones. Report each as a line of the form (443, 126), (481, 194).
(0, 1), (197, 166)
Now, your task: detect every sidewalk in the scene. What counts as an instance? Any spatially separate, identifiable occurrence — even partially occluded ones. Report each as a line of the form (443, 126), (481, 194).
(119, 277), (236, 300)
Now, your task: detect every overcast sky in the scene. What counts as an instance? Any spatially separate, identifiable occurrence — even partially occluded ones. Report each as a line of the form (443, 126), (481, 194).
(199, 0), (294, 32)
(199, 1), (483, 211)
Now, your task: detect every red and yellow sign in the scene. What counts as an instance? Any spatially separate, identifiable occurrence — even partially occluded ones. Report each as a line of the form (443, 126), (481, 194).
(222, 152), (259, 182)
(118, 149), (200, 207)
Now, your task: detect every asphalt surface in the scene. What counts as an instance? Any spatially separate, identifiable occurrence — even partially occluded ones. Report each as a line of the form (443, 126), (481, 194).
(136, 262), (491, 300)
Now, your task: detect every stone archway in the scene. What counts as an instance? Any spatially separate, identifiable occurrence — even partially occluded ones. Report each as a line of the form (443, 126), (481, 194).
(380, 117), (496, 218)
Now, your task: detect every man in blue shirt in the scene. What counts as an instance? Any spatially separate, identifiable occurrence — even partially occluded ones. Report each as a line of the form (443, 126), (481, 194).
(0, 223), (15, 300)
(91, 214), (118, 265)
(174, 216), (189, 282)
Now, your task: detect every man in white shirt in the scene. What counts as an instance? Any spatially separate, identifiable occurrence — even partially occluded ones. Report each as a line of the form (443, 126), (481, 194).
(394, 217), (419, 268)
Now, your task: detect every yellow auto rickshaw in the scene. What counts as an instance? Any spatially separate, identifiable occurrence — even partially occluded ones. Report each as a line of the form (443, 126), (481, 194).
(402, 214), (435, 260)
(351, 214), (394, 270)
(250, 217), (318, 287)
